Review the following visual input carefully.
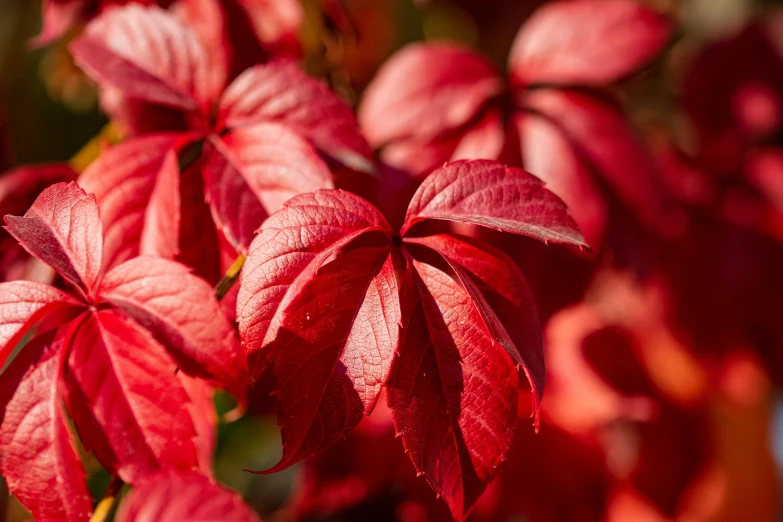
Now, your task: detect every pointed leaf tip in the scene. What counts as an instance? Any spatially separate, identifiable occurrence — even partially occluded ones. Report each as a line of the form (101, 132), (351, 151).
(401, 160), (589, 249)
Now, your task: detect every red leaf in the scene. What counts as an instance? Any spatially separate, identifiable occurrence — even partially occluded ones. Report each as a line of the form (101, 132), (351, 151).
(78, 134), (189, 270)
(0, 163), (78, 220)
(238, 0), (305, 57)
(508, 0), (672, 87)
(0, 163), (79, 282)
(0, 281), (81, 369)
(521, 88), (665, 232)
(450, 108), (507, 165)
(99, 257), (247, 395)
(380, 107), (506, 179)
(70, 4), (218, 112)
(64, 310), (199, 483)
(140, 150), (181, 259)
(218, 60), (374, 172)
(0, 325), (92, 522)
(33, 0), (86, 46)
(204, 123), (334, 251)
(386, 259), (519, 520)
(401, 159), (588, 248)
(358, 43), (503, 147)
(261, 246), (399, 472)
(405, 234), (544, 425)
(178, 374), (217, 474)
(175, 0), (304, 82)
(4, 182), (103, 294)
(237, 160), (575, 513)
(515, 110), (608, 249)
(177, 157), (224, 284)
(237, 190), (393, 377)
(380, 136), (463, 182)
(101, 90), (193, 137)
(115, 470), (260, 522)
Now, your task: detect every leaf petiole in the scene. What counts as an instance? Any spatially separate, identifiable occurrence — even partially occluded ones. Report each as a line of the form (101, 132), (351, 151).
(215, 254), (246, 301)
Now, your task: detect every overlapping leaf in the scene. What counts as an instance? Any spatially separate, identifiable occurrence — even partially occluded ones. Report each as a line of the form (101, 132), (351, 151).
(71, 3), (218, 112)
(0, 326), (92, 522)
(115, 470), (261, 522)
(238, 159), (587, 518)
(0, 182), (246, 520)
(5, 181), (103, 293)
(71, 4), (370, 266)
(0, 163), (78, 283)
(507, 0), (672, 87)
(358, 0), (672, 249)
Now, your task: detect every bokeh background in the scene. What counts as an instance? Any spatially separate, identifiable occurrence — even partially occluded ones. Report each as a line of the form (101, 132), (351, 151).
(2, 0), (783, 521)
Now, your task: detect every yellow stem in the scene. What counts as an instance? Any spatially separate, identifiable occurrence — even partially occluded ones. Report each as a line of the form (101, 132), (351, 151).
(69, 122), (123, 172)
(89, 478), (124, 522)
(215, 254), (246, 301)
(89, 496), (115, 522)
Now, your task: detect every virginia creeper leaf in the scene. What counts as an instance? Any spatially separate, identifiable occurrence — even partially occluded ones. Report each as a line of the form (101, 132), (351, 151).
(204, 122), (333, 251)
(508, 0), (672, 87)
(5, 181), (103, 294)
(401, 160), (589, 248)
(261, 247), (399, 472)
(115, 470), (261, 522)
(64, 310), (199, 484)
(78, 134), (188, 270)
(0, 281), (80, 370)
(386, 259), (519, 520)
(237, 190), (393, 377)
(70, 4), (217, 112)
(358, 43), (502, 146)
(0, 326), (92, 522)
(0, 182), (243, 515)
(99, 257), (248, 394)
(218, 60), (374, 172)
(238, 160), (586, 516)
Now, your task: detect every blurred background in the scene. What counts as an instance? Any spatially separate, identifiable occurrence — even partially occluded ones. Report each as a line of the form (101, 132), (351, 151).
(2, 0), (783, 521)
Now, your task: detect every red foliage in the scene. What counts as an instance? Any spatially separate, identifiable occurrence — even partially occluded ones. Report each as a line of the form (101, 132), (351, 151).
(115, 470), (260, 522)
(1, 1), (782, 521)
(36, 0), (302, 70)
(237, 159), (585, 518)
(0, 164), (78, 282)
(70, 4), (372, 280)
(0, 183), (246, 521)
(359, 0), (672, 251)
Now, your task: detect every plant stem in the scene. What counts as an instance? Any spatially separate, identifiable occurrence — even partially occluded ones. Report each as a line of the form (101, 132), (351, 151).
(215, 254), (246, 301)
(69, 122), (123, 172)
(89, 477), (124, 522)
